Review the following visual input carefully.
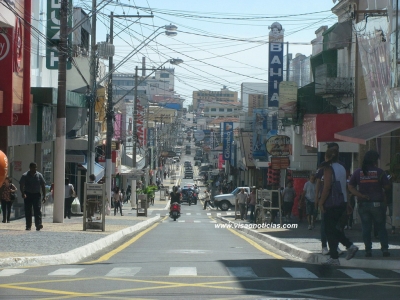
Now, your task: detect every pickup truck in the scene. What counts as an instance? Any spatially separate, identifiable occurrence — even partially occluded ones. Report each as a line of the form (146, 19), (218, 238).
(212, 187), (251, 211)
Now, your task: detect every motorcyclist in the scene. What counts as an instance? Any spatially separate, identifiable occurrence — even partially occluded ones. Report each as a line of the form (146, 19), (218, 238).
(170, 186), (181, 204)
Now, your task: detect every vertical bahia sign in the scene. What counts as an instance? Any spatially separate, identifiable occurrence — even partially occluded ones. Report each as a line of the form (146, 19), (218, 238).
(268, 22), (284, 107)
(223, 122), (233, 161)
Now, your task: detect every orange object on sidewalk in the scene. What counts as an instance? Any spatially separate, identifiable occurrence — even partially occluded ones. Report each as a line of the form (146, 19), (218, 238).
(0, 150), (8, 186)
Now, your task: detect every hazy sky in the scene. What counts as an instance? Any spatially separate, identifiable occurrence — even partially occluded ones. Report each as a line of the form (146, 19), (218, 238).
(74, 0), (339, 105)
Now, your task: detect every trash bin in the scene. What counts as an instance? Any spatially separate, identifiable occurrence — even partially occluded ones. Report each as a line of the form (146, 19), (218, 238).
(137, 196), (147, 217)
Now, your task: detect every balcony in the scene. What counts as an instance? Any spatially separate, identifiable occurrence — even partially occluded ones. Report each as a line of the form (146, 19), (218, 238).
(315, 64), (354, 96)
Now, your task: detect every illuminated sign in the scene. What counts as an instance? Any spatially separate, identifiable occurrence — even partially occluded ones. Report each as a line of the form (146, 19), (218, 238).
(268, 22), (284, 107)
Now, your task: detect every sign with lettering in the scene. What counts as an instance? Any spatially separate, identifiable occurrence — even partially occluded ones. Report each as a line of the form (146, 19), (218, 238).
(222, 122), (233, 160)
(268, 22), (284, 107)
(266, 135), (291, 156)
(271, 156), (290, 169)
(46, 0), (72, 69)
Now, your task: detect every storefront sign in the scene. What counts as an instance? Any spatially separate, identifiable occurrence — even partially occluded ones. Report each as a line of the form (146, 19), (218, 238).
(271, 156), (290, 169)
(266, 135), (291, 156)
(279, 81), (297, 117)
(222, 122), (233, 160)
(46, 0), (72, 69)
(0, 0), (32, 126)
(268, 22), (284, 107)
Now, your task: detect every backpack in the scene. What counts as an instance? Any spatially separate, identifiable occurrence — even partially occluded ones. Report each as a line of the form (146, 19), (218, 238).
(322, 166), (345, 209)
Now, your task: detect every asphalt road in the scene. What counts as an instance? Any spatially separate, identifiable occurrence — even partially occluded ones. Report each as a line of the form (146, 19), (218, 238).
(1, 147), (400, 299)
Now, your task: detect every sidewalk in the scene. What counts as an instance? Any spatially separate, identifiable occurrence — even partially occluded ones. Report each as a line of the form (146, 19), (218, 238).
(219, 213), (400, 270)
(0, 188), (171, 269)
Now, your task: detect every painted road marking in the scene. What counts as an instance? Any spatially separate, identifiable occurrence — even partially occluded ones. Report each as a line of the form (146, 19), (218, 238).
(169, 267), (197, 276)
(217, 213), (221, 216)
(339, 269), (378, 279)
(178, 220), (185, 222)
(48, 268), (84, 276)
(0, 269), (28, 277)
(227, 267), (257, 278)
(226, 212), (233, 216)
(105, 267), (142, 277)
(283, 267), (318, 278)
(207, 213), (211, 216)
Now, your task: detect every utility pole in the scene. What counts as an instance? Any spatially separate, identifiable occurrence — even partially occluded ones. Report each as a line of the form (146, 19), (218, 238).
(53, 0), (68, 223)
(106, 11), (114, 203)
(87, 0), (97, 180)
(133, 66), (138, 168)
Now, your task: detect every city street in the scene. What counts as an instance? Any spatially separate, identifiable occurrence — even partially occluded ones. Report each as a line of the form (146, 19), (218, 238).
(1, 153), (400, 299)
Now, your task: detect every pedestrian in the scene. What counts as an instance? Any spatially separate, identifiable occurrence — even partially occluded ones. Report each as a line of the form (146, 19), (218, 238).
(167, 170), (170, 178)
(203, 190), (211, 210)
(248, 187), (257, 222)
(113, 187), (123, 216)
(300, 174), (316, 230)
(282, 181), (296, 221)
(348, 150), (391, 257)
(236, 188), (248, 220)
(319, 148), (358, 265)
(126, 185), (131, 204)
(164, 171), (167, 180)
(19, 162), (46, 231)
(0, 177), (17, 223)
(315, 143), (345, 256)
(64, 178), (75, 219)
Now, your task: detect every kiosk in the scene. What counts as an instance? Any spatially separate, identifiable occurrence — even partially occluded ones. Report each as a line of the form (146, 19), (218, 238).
(83, 183), (106, 231)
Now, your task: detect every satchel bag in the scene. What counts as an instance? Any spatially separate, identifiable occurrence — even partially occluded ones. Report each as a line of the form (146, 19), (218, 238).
(324, 166), (345, 209)
(10, 192), (16, 202)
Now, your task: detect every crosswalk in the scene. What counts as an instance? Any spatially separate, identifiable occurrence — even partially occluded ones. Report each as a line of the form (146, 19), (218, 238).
(1, 266), (399, 279)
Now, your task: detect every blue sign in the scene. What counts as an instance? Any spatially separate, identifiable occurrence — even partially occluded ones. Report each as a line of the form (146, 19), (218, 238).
(223, 122), (233, 161)
(267, 42), (284, 107)
(147, 128), (154, 147)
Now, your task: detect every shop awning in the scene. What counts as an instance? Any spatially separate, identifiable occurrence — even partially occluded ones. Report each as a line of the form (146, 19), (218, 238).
(118, 165), (144, 176)
(80, 162), (105, 183)
(334, 121), (400, 145)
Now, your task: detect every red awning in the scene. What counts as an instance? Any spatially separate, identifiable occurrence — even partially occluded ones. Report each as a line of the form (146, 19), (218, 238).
(334, 121), (400, 145)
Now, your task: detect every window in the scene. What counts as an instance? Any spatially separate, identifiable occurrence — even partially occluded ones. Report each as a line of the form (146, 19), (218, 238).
(219, 108), (224, 112)
(160, 73), (170, 78)
(210, 108), (216, 112)
(227, 108), (232, 112)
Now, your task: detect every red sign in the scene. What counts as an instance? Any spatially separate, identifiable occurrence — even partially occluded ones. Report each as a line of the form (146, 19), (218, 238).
(271, 157), (290, 170)
(0, 0), (31, 126)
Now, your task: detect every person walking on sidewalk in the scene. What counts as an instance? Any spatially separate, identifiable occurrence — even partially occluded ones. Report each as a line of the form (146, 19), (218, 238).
(113, 187), (123, 216)
(315, 143), (344, 256)
(64, 178), (75, 219)
(248, 188), (257, 222)
(19, 162), (46, 231)
(319, 148), (358, 266)
(203, 190), (211, 210)
(348, 150), (391, 257)
(0, 177), (17, 223)
(282, 181), (296, 221)
(236, 188), (248, 220)
(300, 174), (316, 230)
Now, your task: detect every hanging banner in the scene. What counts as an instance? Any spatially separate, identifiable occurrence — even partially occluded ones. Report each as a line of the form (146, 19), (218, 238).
(222, 122), (233, 161)
(267, 22), (284, 107)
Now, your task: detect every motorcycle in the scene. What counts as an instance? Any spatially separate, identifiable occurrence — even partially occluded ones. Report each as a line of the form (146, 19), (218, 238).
(169, 202), (181, 221)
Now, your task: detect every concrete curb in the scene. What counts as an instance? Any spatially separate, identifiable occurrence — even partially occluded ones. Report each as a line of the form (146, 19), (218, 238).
(0, 216), (161, 269)
(219, 217), (400, 270)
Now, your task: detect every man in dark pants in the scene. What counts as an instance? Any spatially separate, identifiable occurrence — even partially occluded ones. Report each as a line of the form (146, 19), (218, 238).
(19, 162), (46, 231)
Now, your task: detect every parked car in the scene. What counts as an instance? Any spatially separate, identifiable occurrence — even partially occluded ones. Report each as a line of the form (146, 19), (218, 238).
(173, 156), (180, 162)
(184, 161), (192, 167)
(213, 187), (251, 211)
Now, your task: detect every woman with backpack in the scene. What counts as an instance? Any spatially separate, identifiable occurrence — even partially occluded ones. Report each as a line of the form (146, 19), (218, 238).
(319, 148), (358, 266)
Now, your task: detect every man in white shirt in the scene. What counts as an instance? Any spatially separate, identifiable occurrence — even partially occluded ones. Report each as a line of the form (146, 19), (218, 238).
(300, 174), (316, 230)
(236, 188), (249, 220)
